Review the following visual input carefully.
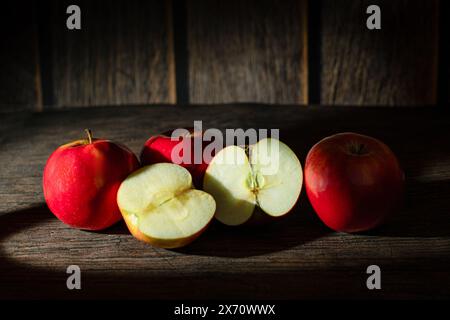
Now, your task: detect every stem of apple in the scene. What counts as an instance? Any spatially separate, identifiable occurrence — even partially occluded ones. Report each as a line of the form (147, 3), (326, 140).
(349, 142), (367, 155)
(85, 129), (93, 144)
(357, 143), (366, 155)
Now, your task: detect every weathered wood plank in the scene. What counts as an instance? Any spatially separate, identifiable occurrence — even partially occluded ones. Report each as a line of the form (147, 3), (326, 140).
(0, 2), (41, 112)
(439, 0), (449, 105)
(187, 0), (308, 104)
(0, 105), (450, 298)
(45, 0), (174, 108)
(321, 0), (439, 105)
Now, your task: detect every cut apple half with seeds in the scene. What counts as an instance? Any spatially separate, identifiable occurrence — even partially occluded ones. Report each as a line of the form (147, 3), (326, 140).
(203, 138), (302, 226)
(117, 163), (215, 248)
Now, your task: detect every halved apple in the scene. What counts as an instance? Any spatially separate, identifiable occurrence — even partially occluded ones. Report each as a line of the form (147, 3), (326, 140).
(203, 138), (302, 226)
(117, 163), (216, 248)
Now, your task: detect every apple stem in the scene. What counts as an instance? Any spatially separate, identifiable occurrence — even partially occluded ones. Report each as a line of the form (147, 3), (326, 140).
(349, 142), (367, 155)
(357, 143), (366, 155)
(85, 129), (93, 144)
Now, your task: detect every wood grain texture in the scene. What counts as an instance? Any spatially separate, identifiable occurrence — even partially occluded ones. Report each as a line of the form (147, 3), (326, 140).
(441, 0), (450, 105)
(321, 0), (439, 105)
(0, 2), (41, 112)
(187, 0), (308, 104)
(1, 104), (450, 299)
(46, 0), (174, 108)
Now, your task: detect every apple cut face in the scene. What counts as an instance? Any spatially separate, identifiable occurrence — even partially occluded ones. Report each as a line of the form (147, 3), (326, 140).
(203, 138), (303, 226)
(117, 163), (215, 248)
(202, 145), (256, 226)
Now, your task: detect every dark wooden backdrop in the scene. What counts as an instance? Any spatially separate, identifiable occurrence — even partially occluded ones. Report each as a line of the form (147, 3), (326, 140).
(0, 0), (447, 111)
(1, 0), (450, 299)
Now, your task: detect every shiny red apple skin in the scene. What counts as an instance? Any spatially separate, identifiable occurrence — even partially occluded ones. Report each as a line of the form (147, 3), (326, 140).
(140, 129), (211, 188)
(43, 136), (139, 230)
(305, 133), (404, 233)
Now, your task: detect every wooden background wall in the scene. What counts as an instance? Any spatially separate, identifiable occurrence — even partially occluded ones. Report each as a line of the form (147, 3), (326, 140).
(0, 0), (446, 111)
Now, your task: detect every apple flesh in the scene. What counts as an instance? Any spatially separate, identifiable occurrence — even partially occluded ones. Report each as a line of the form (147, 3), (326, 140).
(305, 132), (404, 233)
(203, 138), (303, 226)
(140, 128), (211, 188)
(43, 130), (139, 230)
(117, 163), (216, 248)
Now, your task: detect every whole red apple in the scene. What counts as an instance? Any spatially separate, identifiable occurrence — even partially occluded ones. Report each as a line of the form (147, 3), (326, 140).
(43, 129), (139, 230)
(305, 132), (404, 233)
(140, 128), (212, 188)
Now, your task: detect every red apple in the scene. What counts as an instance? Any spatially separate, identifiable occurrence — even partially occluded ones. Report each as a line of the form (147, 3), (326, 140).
(140, 128), (212, 188)
(305, 132), (404, 233)
(43, 129), (139, 230)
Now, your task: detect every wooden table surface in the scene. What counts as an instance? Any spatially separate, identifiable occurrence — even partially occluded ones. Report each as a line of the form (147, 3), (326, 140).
(1, 105), (449, 299)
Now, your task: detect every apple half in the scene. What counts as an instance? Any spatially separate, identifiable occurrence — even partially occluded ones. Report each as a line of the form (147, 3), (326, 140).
(117, 163), (216, 248)
(203, 138), (303, 226)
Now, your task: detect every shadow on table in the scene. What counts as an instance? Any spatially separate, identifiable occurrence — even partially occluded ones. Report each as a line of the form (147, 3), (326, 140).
(364, 178), (450, 238)
(176, 172), (328, 257)
(0, 193), (328, 258)
(177, 200), (328, 257)
(0, 201), (329, 299)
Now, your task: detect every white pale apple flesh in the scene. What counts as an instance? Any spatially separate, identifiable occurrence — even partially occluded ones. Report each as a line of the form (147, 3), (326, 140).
(203, 138), (303, 226)
(117, 163), (216, 248)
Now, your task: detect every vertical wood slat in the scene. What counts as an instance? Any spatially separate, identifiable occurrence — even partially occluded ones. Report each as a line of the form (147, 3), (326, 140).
(187, 0), (308, 104)
(320, 0), (439, 106)
(439, 0), (449, 105)
(0, 2), (42, 112)
(0, 0), (444, 110)
(46, 0), (175, 108)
